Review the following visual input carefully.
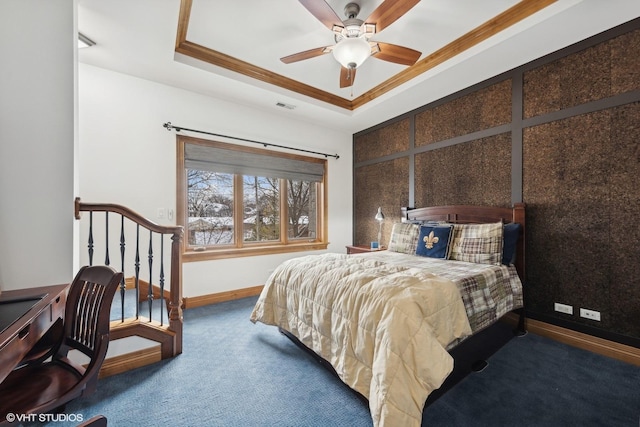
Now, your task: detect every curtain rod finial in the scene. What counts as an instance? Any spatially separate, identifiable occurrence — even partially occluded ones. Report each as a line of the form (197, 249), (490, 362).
(164, 122), (183, 132)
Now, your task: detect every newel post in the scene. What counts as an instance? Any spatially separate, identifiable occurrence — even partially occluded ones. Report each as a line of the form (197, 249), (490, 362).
(169, 227), (184, 355)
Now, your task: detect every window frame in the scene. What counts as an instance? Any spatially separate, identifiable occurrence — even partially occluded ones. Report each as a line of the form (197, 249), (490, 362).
(176, 135), (328, 261)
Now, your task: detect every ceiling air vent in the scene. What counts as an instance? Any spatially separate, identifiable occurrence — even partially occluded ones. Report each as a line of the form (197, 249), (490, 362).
(276, 102), (296, 110)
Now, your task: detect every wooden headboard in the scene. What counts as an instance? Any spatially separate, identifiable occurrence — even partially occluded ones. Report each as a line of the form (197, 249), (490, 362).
(401, 204), (526, 281)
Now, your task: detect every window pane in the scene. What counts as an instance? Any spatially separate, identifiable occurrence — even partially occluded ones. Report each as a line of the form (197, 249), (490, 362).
(187, 170), (234, 246)
(243, 176), (280, 242)
(179, 136), (328, 258)
(288, 180), (317, 240)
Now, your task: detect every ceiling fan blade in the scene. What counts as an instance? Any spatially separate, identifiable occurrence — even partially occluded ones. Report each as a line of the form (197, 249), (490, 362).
(281, 47), (330, 64)
(365, 0), (421, 33)
(299, 0), (343, 30)
(373, 42), (421, 66)
(340, 67), (356, 88)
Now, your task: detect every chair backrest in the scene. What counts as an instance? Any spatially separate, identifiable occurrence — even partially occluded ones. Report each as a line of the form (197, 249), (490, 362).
(0, 266), (122, 418)
(57, 265), (122, 376)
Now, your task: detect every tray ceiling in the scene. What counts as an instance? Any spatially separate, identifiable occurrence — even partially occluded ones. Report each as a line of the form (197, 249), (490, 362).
(175, 0), (554, 110)
(78, 0), (640, 132)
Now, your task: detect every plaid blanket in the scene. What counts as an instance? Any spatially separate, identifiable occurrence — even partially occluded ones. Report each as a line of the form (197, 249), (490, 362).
(251, 253), (472, 427)
(356, 251), (524, 337)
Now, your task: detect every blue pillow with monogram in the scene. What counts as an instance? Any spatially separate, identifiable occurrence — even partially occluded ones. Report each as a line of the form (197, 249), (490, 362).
(416, 225), (454, 259)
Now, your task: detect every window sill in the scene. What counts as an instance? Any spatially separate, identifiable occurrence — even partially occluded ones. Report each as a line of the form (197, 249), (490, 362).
(182, 241), (329, 262)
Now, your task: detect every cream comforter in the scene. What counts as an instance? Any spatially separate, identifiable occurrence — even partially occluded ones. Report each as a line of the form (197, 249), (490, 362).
(250, 253), (472, 427)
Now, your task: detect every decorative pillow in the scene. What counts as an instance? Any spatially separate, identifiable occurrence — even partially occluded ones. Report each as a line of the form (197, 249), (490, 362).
(387, 223), (420, 254)
(502, 222), (521, 265)
(449, 222), (504, 265)
(416, 225), (454, 259)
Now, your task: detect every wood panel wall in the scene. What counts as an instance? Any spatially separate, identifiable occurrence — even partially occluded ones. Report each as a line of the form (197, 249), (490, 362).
(353, 19), (640, 345)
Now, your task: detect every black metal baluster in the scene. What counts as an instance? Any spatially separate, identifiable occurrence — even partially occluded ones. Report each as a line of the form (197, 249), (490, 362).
(135, 224), (140, 320)
(105, 212), (110, 266)
(159, 235), (165, 326)
(119, 215), (126, 322)
(148, 231), (154, 321)
(88, 211), (94, 266)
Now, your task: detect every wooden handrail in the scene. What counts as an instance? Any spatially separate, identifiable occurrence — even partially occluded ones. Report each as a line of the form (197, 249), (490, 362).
(74, 197), (182, 235)
(74, 197), (184, 356)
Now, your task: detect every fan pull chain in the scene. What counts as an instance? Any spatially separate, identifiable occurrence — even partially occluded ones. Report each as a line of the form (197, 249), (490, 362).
(348, 67), (354, 98)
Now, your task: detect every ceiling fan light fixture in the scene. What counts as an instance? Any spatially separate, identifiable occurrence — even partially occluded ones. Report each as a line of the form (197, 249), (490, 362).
(343, 18), (363, 38)
(332, 36), (371, 69)
(283, 0), (422, 87)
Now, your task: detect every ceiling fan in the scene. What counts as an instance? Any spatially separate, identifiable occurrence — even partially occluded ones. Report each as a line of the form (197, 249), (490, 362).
(281, 0), (422, 88)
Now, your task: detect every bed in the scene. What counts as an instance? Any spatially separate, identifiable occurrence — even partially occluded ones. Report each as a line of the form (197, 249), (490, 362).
(250, 204), (525, 427)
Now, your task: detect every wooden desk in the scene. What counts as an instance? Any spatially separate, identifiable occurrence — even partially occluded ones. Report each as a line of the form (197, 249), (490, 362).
(0, 284), (67, 384)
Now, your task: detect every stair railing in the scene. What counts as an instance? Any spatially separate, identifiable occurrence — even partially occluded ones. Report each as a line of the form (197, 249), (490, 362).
(74, 197), (184, 357)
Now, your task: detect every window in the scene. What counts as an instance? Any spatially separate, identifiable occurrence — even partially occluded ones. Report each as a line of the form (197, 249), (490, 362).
(177, 135), (328, 260)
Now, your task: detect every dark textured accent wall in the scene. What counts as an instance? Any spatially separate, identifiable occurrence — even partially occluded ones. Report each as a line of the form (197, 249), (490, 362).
(415, 79), (512, 145)
(354, 157), (409, 246)
(414, 133), (512, 207)
(353, 19), (640, 345)
(523, 29), (640, 118)
(354, 118), (411, 163)
(523, 104), (640, 336)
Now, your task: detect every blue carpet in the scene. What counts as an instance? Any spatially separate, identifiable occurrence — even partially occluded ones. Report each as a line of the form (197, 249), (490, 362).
(32, 296), (640, 426)
(423, 332), (640, 426)
(109, 289), (167, 324)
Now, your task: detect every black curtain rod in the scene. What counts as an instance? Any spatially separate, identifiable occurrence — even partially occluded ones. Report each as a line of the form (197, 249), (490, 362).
(163, 122), (339, 159)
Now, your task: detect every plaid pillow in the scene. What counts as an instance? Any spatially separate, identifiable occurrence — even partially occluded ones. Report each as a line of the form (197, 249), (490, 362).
(387, 223), (420, 254)
(449, 222), (504, 265)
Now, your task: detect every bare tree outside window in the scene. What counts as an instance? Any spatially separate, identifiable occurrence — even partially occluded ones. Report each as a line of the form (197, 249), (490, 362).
(187, 170), (234, 246)
(288, 180), (316, 239)
(243, 176), (280, 242)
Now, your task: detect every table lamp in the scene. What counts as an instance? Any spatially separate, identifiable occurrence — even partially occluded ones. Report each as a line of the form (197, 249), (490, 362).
(375, 207), (385, 248)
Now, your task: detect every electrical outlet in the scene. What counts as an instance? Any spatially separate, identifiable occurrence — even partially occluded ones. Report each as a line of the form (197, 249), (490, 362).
(554, 302), (573, 315)
(580, 308), (601, 321)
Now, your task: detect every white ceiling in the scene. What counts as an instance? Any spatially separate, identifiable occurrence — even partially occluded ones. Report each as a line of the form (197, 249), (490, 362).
(78, 0), (640, 134)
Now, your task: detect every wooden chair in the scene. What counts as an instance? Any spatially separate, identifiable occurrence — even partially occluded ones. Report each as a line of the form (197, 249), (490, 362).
(0, 266), (122, 424)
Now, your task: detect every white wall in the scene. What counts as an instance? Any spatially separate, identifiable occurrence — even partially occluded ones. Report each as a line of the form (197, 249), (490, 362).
(0, 0), (76, 290)
(78, 64), (353, 297)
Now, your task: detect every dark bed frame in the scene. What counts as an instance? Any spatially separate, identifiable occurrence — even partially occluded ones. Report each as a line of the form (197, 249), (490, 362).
(279, 203), (527, 411)
(401, 203), (526, 282)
